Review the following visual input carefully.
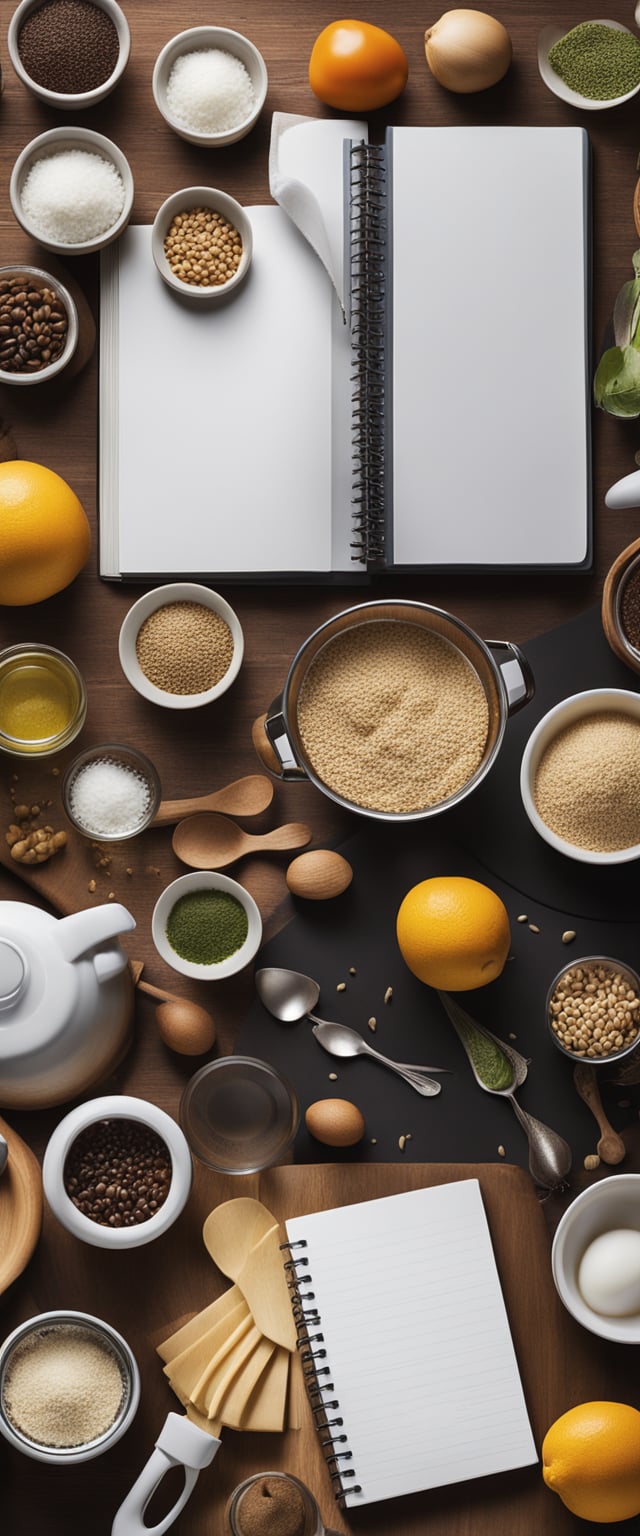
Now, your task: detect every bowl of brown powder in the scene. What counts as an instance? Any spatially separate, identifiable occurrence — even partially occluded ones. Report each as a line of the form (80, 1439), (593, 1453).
(0, 1309), (139, 1462)
(521, 688), (640, 863)
(118, 582), (244, 709)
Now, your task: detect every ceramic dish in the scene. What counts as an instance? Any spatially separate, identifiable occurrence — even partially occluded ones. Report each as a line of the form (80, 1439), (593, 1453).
(152, 25), (267, 147)
(118, 583), (244, 708)
(0, 1310), (140, 1462)
(0, 266), (78, 385)
(152, 871), (262, 981)
(9, 126), (134, 256)
(601, 536), (640, 677)
(552, 1174), (640, 1343)
(42, 1094), (193, 1250)
(151, 187), (253, 303)
(7, 0), (130, 110)
(520, 687), (640, 865)
(62, 742), (161, 841)
(537, 19), (640, 110)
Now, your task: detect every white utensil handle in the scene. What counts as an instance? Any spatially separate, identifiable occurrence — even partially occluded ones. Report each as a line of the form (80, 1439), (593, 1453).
(111, 1412), (221, 1536)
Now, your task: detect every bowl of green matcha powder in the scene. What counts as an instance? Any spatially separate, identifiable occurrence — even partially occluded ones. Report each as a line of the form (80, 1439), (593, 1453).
(538, 18), (640, 110)
(152, 870), (262, 980)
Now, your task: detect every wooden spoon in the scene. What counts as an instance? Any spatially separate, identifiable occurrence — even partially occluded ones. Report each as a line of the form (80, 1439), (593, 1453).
(172, 812), (311, 870)
(151, 774), (274, 827)
(134, 978), (217, 1055)
(573, 1062), (626, 1166)
(203, 1200), (296, 1350)
(203, 1198), (278, 1277)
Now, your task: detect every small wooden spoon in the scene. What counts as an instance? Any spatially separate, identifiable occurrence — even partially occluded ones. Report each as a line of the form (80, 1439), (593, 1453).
(172, 812), (311, 870)
(573, 1062), (626, 1166)
(134, 977), (216, 1055)
(152, 774), (274, 828)
(203, 1199), (296, 1350)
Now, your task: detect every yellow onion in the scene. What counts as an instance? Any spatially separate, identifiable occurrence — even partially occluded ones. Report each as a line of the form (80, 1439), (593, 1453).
(424, 8), (512, 93)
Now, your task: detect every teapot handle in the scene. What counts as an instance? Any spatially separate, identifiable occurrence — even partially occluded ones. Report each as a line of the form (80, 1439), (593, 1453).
(57, 904), (135, 964)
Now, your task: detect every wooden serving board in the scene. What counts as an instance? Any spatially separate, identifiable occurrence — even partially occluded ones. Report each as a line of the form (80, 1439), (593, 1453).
(1, 1161), (620, 1536)
(0, 1114), (43, 1298)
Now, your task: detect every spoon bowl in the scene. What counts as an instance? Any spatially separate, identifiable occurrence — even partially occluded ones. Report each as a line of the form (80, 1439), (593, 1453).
(173, 813), (311, 871)
(255, 966), (320, 1023)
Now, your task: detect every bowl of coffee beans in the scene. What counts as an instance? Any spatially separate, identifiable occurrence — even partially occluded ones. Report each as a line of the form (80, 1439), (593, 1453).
(0, 266), (78, 385)
(42, 1094), (193, 1249)
(8, 0), (130, 110)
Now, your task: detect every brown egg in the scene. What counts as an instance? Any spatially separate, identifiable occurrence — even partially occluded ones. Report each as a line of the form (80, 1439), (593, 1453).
(305, 1098), (365, 1147)
(155, 1000), (217, 1056)
(286, 849), (353, 900)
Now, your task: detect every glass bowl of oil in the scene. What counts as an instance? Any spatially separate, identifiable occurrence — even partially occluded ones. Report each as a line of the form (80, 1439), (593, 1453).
(0, 644), (87, 757)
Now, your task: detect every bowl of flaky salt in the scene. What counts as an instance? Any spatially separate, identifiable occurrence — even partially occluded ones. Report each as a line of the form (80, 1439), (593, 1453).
(9, 125), (134, 256)
(152, 26), (268, 147)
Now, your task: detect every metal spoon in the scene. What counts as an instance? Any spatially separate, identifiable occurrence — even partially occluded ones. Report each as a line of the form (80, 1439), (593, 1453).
(438, 991), (572, 1191)
(0, 1133), (8, 1177)
(255, 967), (448, 1093)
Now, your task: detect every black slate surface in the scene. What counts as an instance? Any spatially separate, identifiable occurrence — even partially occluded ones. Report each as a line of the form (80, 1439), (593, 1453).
(237, 607), (640, 1178)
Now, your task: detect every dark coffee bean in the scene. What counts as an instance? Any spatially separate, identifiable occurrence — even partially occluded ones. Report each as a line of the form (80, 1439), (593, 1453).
(63, 1118), (172, 1228)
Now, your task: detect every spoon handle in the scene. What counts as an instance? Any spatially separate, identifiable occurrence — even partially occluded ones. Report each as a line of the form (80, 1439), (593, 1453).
(573, 1062), (626, 1166)
(362, 1044), (442, 1097)
(152, 775), (274, 827)
(506, 1095), (572, 1190)
(245, 822), (311, 853)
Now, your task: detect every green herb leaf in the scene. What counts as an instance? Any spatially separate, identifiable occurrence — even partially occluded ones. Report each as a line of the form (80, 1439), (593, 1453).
(594, 342), (640, 417)
(612, 279), (640, 347)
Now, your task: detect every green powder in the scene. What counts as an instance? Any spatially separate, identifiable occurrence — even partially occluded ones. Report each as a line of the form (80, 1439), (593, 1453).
(166, 890), (248, 965)
(453, 1015), (514, 1092)
(548, 22), (640, 101)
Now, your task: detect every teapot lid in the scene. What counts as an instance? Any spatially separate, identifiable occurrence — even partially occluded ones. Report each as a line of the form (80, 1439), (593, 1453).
(0, 939), (27, 1011)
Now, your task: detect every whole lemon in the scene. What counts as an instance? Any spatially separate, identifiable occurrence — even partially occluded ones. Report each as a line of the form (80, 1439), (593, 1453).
(0, 460), (91, 606)
(396, 875), (510, 991)
(542, 1401), (640, 1523)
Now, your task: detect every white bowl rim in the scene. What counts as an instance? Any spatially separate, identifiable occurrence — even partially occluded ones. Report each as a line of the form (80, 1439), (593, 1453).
(151, 187), (253, 300)
(118, 582), (244, 709)
(551, 1173), (640, 1342)
(0, 263), (78, 385)
(0, 1307), (141, 1461)
(7, 0), (131, 108)
(152, 25), (268, 143)
(42, 1093), (193, 1248)
(10, 126), (134, 255)
(152, 870), (262, 981)
(538, 18), (640, 111)
(520, 687), (640, 864)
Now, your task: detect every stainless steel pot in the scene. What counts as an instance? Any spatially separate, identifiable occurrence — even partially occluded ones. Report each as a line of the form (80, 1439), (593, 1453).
(254, 600), (534, 823)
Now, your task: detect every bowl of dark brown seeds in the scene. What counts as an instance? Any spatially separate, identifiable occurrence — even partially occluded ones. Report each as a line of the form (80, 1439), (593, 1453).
(602, 536), (640, 678)
(8, 0), (130, 111)
(42, 1094), (193, 1249)
(0, 266), (78, 385)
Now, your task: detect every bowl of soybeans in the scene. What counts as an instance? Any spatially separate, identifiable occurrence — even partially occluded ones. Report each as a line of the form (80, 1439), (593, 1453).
(118, 582), (244, 709)
(547, 956), (640, 1069)
(151, 186), (252, 302)
(520, 687), (640, 864)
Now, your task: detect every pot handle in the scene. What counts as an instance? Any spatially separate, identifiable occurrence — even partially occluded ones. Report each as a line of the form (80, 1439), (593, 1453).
(253, 702), (307, 782)
(486, 640), (535, 716)
(111, 1413), (220, 1536)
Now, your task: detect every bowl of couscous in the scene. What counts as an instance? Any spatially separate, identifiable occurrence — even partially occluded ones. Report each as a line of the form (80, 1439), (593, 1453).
(521, 688), (640, 864)
(118, 583), (244, 710)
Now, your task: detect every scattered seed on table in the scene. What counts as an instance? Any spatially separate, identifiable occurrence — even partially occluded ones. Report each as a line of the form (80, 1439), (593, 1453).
(329, 1073), (337, 1081)
(368, 1017), (377, 1032)
(517, 914), (528, 923)
(349, 966), (357, 975)
(584, 1153), (601, 1170)
(509, 1032), (517, 1040)
(336, 982), (346, 993)
(562, 930), (576, 944)
(529, 924), (540, 933)
(384, 986), (393, 1004)
(497, 1145), (506, 1157)
(370, 1137), (377, 1145)
(398, 1132), (412, 1152)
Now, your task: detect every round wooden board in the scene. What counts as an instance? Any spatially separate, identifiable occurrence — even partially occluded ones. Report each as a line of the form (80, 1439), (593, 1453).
(601, 534), (640, 673)
(0, 1114), (43, 1298)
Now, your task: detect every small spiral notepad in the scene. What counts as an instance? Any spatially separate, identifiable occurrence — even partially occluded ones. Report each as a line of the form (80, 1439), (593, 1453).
(284, 1180), (537, 1509)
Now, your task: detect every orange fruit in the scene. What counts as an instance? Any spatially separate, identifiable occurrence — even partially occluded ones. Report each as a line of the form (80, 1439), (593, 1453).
(0, 460), (91, 606)
(396, 875), (510, 991)
(542, 1401), (640, 1523)
(308, 20), (408, 111)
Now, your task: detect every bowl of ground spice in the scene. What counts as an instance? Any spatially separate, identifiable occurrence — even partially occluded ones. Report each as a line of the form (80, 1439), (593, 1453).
(521, 688), (640, 864)
(42, 1094), (193, 1249)
(602, 536), (640, 677)
(9, 125), (134, 256)
(152, 871), (262, 981)
(119, 582), (244, 708)
(151, 186), (253, 302)
(0, 1309), (140, 1463)
(538, 19), (640, 109)
(8, 0), (129, 110)
(152, 26), (268, 147)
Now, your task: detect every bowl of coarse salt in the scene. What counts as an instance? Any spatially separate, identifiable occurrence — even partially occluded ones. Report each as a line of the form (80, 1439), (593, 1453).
(9, 125), (134, 256)
(62, 743), (161, 842)
(152, 25), (268, 147)
(118, 583), (244, 710)
(520, 688), (640, 865)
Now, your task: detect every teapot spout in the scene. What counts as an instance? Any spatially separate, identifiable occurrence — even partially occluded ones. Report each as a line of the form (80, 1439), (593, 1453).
(56, 904), (136, 964)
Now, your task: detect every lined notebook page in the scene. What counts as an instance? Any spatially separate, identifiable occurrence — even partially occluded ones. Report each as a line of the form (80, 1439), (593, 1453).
(285, 1180), (537, 1508)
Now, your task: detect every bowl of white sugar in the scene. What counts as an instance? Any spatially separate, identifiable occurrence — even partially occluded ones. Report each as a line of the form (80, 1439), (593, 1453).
(521, 688), (640, 864)
(9, 125), (134, 255)
(152, 26), (268, 147)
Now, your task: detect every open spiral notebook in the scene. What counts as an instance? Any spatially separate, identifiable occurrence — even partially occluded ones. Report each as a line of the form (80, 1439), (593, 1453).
(285, 1179), (537, 1509)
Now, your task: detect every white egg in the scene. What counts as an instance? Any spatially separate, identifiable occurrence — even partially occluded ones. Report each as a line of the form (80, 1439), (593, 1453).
(578, 1228), (640, 1317)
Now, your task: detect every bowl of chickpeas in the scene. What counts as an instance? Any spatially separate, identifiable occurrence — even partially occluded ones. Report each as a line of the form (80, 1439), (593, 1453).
(151, 186), (252, 302)
(547, 955), (640, 1069)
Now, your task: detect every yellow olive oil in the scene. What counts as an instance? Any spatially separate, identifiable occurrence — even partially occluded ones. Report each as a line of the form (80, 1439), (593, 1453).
(0, 646), (86, 755)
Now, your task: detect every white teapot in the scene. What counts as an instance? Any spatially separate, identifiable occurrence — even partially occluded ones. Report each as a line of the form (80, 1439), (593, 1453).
(0, 900), (136, 1109)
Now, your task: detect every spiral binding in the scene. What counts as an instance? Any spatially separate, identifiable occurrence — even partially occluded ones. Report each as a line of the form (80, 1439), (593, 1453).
(282, 1238), (361, 1503)
(349, 142), (387, 567)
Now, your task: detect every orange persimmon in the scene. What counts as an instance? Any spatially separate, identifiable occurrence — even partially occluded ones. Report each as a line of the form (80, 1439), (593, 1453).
(308, 19), (408, 111)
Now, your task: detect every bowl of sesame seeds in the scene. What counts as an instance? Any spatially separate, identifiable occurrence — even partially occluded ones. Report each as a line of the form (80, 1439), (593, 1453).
(8, 0), (130, 111)
(118, 583), (244, 709)
(520, 688), (640, 864)
(151, 187), (253, 302)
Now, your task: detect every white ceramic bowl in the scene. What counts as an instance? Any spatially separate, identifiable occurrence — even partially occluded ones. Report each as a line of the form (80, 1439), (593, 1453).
(118, 583), (244, 709)
(0, 1309), (140, 1462)
(537, 19), (640, 111)
(151, 187), (253, 303)
(0, 266), (78, 385)
(152, 871), (262, 981)
(152, 25), (268, 147)
(42, 1094), (193, 1250)
(8, 0), (130, 109)
(520, 688), (640, 865)
(552, 1174), (640, 1343)
(10, 126), (134, 256)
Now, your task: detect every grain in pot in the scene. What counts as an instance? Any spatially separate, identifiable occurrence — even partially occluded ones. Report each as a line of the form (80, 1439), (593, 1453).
(2, 1323), (125, 1447)
(533, 711), (640, 851)
(296, 621), (489, 814)
(135, 601), (234, 694)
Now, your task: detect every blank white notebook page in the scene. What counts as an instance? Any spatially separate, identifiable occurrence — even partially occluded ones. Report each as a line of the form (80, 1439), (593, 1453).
(105, 211), (336, 575)
(390, 127), (589, 567)
(285, 1180), (537, 1508)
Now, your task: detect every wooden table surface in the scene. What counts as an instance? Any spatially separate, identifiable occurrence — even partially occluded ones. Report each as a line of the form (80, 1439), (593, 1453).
(0, 1), (639, 1531)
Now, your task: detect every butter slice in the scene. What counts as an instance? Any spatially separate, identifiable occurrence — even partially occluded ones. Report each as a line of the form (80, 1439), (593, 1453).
(157, 1284), (246, 1364)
